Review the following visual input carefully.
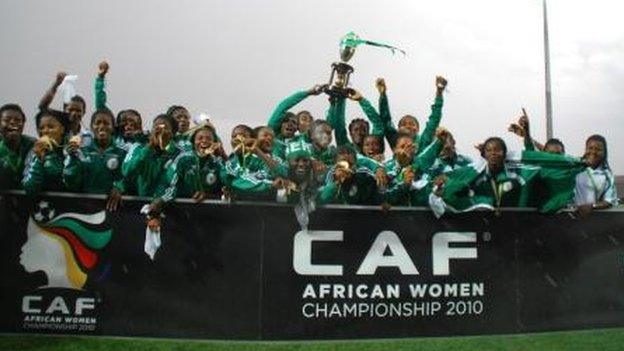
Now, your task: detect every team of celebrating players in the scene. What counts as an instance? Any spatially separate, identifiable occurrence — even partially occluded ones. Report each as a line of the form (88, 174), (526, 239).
(0, 61), (618, 220)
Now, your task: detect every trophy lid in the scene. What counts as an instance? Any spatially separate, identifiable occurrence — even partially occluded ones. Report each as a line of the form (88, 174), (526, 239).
(339, 32), (359, 62)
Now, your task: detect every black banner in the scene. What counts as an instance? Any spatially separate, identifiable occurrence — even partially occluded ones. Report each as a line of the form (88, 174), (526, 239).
(1, 191), (624, 340)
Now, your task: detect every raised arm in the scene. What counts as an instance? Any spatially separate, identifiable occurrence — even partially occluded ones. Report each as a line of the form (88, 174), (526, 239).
(417, 76), (447, 153)
(326, 96), (349, 146)
(413, 129), (446, 172)
(94, 61), (109, 110)
(347, 90), (384, 137)
(376, 78), (398, 148)
(38, 72), (67, 111)
(267, 85), (323, 134)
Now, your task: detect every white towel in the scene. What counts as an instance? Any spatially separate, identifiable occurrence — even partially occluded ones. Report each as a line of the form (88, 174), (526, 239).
(140, 205), (162, 261)
(58, 75), (79, 103)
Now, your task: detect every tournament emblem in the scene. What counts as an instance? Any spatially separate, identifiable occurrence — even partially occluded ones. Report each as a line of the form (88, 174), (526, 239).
(106, 157), (119, 170)
(348, 185), (358, 197)
(20, 201), (112, 290)
(205, 172), (217, 185)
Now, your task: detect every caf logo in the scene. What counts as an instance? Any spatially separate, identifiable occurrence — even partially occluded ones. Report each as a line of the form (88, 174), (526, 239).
(20, 201), (112, 290)
(106, 157), (119, 170)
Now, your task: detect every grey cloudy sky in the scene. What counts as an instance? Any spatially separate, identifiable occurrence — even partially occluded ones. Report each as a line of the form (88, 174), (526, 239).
(1, 0), (622, 172)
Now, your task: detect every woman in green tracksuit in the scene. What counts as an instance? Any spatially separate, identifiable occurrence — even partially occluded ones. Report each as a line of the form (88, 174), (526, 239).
(376, 76), (447, 154)
(94, 61), (148, 152)
(167, 105), (193, 152)
(384, 130), (447, 206)
(63, 108), (126, 195)
(317, 146), (382, 205)
(22, 109), (70, 195)
(108, 114), (183, 212)
(224, 125), (285, 200)
(427, 132), (473, 178)
(326, 89), (385, 155)
(0, 104), (35, 190)
(174, 125), (226, 201)
(428, 137), (589, 218)
(267, 85), (325, 158)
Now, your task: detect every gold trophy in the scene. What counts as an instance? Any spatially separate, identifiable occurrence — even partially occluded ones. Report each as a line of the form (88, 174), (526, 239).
(324, 33), (358, 99)
(324, 32), (405, 99)
(324, 32), (405, 98)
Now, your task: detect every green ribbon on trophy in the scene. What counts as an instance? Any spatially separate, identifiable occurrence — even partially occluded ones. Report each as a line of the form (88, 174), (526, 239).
(340, 31), (406, 58)
(325, 32), (405, 98)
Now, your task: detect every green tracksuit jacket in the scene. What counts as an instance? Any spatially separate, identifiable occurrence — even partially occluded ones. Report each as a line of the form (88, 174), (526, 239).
(268, 90), (310, 159)
(0, 135), (35, 189)
(175, 152), (226, 198)
(22, 147), (65, 195)
(384, 139), (443, 206)
(114, 143), (182, 202)
(63, 141), (127, 194)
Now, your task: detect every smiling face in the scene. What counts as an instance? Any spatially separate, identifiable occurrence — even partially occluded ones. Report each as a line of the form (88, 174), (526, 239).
(280, 115), (298, 138)
(297, 112), (313, 134)
(91, 113), (114, 147)
(119, 111), (142, 138)
(311, 123), (332, 149)
(348, 120), (369, 146)
(230, 126), (252, 151)
(398, 115), (419, 138)
(584, 139), (605, 169)
(152, 117), (174, 147)
(38, 115), (65, 145)
(440, 134), (456, 160)
(289, 156), (311, 181)
(484, 139), (505, 173)
(362, 135), (382, 158)
(193, 128), (215, 155)
(0, 108), (25, 141)
(394, 136), (415, 166)
(172, 108), (191, 134)
(64, 100), (85, 132)
(256, 128), (275, 153)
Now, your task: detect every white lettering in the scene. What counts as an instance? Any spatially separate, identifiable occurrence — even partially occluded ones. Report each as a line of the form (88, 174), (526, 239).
(22, 296), (42, 314)
(432, 232), (477, 275)
(356, 231), (419, 275)
(45, 297), (70, 315)
(75, 298), (95, 315)
(293, 230), (343, 276)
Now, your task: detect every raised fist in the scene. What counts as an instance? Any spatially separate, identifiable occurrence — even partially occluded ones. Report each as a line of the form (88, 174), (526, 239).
(436, 76), (448, 91)
(98, 61), (109, 77)
(435, 127), (450, 141)
(375, 78), (386, 94)
(55, 72), (67, 87)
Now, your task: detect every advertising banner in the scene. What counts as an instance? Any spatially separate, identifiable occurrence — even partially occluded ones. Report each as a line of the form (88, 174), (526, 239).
(1, 192), (623, 340)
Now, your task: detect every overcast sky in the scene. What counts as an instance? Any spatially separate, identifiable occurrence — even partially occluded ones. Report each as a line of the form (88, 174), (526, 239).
(1, 0), (622, 173)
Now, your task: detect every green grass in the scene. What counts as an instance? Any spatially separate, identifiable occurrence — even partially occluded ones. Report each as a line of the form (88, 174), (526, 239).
(3, 328), (624, 351)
